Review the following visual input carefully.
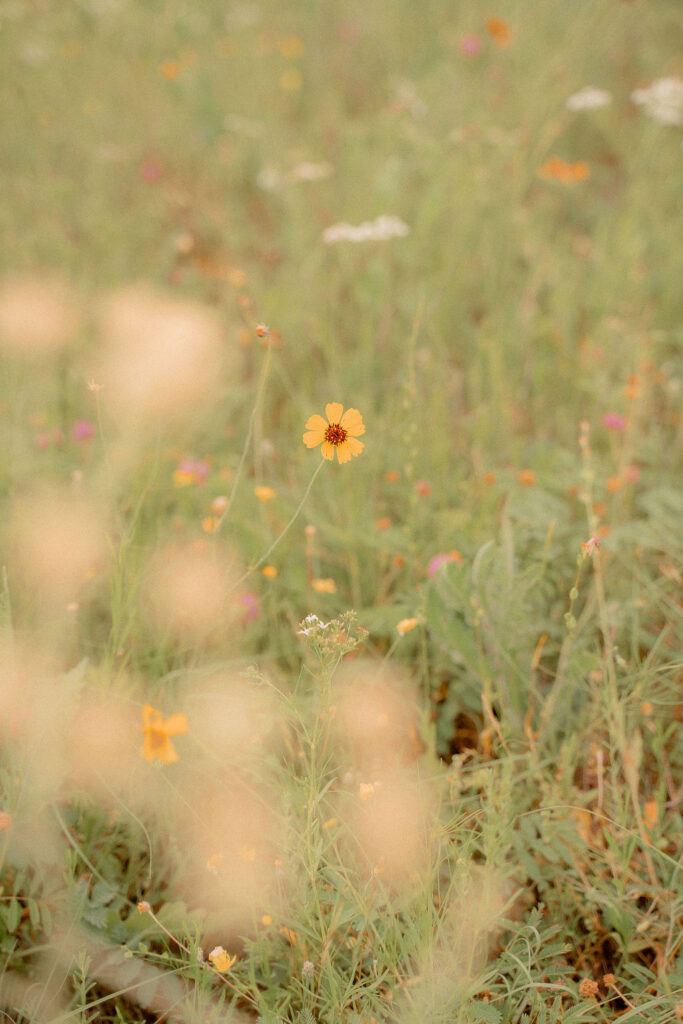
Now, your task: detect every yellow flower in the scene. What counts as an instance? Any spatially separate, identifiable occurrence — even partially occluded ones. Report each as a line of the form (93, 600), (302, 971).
(303, 403), (365, 464)
(312, 577), (336, 594)
(209, 946), (237, 972)
(261, 914), (273, 926)
(396, 617), (419, 636)
(262, 565), (278, 578)
(254, 485), (276, 503)
(141, 704), (188, 764)
(359, 782), (375, 800)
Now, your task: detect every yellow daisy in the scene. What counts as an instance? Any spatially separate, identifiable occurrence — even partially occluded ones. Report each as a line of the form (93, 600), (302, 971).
(141, 704), (188, 764)
(303, 403), (365, 464)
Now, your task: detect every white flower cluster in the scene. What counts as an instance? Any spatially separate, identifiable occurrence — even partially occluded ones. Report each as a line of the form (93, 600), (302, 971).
(297, 614), (331, 636)
(322, 215), (410, 244)
(565, 86), (612, 112)
(631, 77), (683, 126)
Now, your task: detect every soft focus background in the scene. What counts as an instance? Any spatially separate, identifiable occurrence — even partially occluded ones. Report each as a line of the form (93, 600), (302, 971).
(0, 1), (681, 1022)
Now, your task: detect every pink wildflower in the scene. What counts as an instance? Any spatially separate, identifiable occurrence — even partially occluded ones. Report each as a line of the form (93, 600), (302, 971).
(236, 592), (260, 624)
(601, 412), (625, 431)
(459, 33), (482, 56)
(71, 419), (95, 442)
(173, 459), (210, 486)
(140, 158), (162, 183)
(427, 551), (463, 577)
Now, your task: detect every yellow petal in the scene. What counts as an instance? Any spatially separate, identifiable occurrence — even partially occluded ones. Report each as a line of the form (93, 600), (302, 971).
(163, 712), (188, 736)
(340, 408), (365, 436)
(337, 437), (364, 463)
(156, 739), (179, 764)
(305, 414), (327, 432)
(325, 402), (344, 424)
(320, 441), (335, 460)
(303, 430), (324, 448)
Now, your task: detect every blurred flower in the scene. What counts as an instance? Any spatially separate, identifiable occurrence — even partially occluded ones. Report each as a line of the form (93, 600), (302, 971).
(581, 535), (600, 559)
(159, 59), (180, 80)
(323, 216), (410, 244)
(359, 782), (376, 800)
(385, 469), (400, 483)
(483, 471), (496, 484)
(601, 412), (625, 431)
(0, 812), (12, 831)
(427, 550), (462, 577)
(208, 946), (237, 972)
(262, 565), (278, 578)
(236, 591), (260, 623)
(206, 852), (223, 874)
(606, 476), (622, 493)
(396, 617), (419, 636)
(538, 156), (590, 182)
(201, 516), (221, 533)
(137, 901), (151, 913)
(566, 86), (612, 111)
(631, 77), (683, 126)
(141, 704), (188, 764)
(0, 273), (80, 355)
(303, 402), (365, 463)
(487, 17), (511, 46)
(71, 419), (95, 442)
(624, 465), (640, 483)
(140, 158), (162, 182)
(173, 459), (210, 486)
(261, 914), (272, 926)
(278, 34), (304, 58)
(375, 517), (392, 530)
(254, 485), (276, 502)
(518, 469), (536, 486)
(288, 160), (333, 183)
(459, 33), (482, 56)
(280, 67), (302, 92)
(211, 495), (228, 514)
(302, 960), (315, 980)
(87, 378), (103, 392)
(415, 479), (432, 497)
(312, 577), (336, 594)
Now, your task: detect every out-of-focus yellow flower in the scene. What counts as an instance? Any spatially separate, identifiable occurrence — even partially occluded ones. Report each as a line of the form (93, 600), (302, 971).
(359, 782), (376, 800)
(261, 914), (273, 926)
(396, 618), (419, 636)
(312, 577), (336, 594)
(209, 946), (237, 972)
(280, 68), (303, 92)
(303, 403), (365, 464)
(262, 565), (278, 579)
(278, 35), (304, 58)
(141, 704), (188, 764)
(254, 485), (276, 502)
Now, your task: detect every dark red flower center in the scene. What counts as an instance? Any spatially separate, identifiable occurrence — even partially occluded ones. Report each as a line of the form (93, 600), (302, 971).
(325, 423), (347, 446)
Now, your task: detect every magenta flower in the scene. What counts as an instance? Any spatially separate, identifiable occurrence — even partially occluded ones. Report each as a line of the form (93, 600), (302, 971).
(140, 158), (162, 183)
(427, 550), (463, 577)
(459, 33), (482, 56)
(236, 592), (260, 624)
(173, 459), (210, 486)
(601, 412), (625, 431)
(71, 419), (95, 442)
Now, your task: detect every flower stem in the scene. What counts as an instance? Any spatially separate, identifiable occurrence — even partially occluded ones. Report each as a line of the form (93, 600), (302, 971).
(232, 458), (326, 589)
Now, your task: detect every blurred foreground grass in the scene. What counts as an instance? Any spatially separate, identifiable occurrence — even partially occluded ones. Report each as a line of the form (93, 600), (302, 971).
(0, 1), (682, 1022)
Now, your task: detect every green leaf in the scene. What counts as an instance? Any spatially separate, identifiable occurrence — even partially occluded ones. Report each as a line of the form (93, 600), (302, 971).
(467, 1002), (502, 1023)
(297, 1011), (317, 1024)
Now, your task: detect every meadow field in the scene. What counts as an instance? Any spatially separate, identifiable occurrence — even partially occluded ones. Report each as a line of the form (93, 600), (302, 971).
(1, 1), (682, 1021)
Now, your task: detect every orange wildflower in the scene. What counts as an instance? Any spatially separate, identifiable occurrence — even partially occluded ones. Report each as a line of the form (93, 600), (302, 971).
(487, 17), (511, 46)
(303, 403), (365, 464)
(538, 156), (590, 183)
(312, 577), (336, 593)
(396, 617), (419, 636)
(518, 469), (536, 486)
(254, 485), (276, 502)
(375, 517), (392, 531)
(262, 565), (278, 578)
(141, 704), (188, 764)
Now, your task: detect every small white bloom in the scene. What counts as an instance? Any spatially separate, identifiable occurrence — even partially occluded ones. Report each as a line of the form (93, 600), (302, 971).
(323, 215), (409, 244)
(288, 161), (333, 183)
(566, 86), (612, 112)
(631, 77), (683, 126)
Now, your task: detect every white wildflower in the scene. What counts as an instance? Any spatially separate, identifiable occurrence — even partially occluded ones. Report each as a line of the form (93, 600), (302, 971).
(566, 86), (612, 112)
(322, 215), (410, 244)
(631, 77), (683, 126)
(288, 161), (333, 183)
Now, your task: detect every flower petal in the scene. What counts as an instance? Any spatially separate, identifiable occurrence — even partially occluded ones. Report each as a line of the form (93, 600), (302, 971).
(320, 441), (336, 461)
(305, 414), (328, 432)
(142, 703), (158, 728)
(303, 429), (324, 448)
(156, 739), (179, 764)
(336, 437), (364, 463)
(325, 402), (344, 424)
(163, 713), (188, 736)
(340, 408), (365, 436)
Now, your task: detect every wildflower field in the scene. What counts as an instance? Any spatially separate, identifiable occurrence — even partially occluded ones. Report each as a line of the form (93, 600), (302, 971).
(1, 1), (682, 1022)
